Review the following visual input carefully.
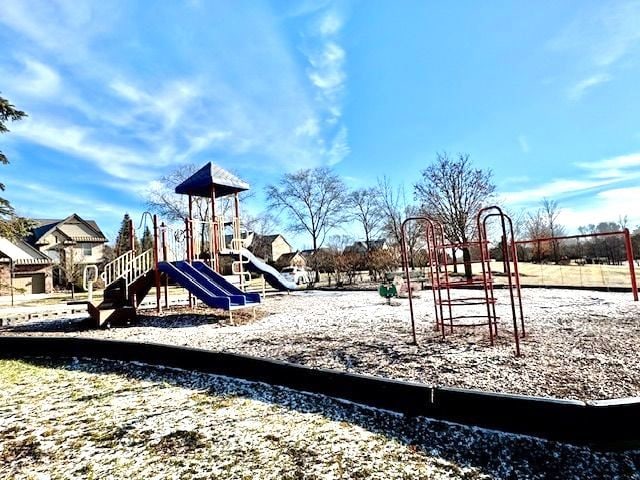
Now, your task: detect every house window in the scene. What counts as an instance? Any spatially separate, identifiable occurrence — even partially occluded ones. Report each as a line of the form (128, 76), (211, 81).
(82, 244), (92, 256)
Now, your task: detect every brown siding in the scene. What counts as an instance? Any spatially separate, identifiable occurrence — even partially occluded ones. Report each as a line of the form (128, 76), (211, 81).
(0, 264), (53, 295)
(271, 237), (292, 262)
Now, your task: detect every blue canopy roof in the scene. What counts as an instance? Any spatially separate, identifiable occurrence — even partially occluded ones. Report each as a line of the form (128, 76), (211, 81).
(174, 162), (250, 198)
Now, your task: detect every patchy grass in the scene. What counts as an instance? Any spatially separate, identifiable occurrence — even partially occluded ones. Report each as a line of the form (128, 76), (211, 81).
(153, 429), (207, 454)
(506, 262), (638, 288)
(0, 357), (639, 479)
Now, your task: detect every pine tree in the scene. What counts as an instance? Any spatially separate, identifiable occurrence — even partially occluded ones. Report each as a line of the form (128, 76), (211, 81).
(0, 94), (30, 239)
(141, 225), (153, 251)
(114, 213), (139, 256)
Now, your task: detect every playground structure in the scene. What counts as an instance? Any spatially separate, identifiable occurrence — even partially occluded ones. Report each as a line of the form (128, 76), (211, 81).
(88, 163), (296, 328)
(401, 206), (525, 356)
(399, 207), (639, 355)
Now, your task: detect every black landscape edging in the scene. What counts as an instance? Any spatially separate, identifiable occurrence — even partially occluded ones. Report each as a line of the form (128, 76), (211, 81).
(0, 336), (637, 450)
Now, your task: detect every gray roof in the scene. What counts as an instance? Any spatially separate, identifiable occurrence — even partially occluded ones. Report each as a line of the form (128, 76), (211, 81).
(0, 237), (53, 264)
(277, 251), (303, 261)
(31, 214), (107, 244)
(175, 162), (250, 198)
(344, 239), (388, 253)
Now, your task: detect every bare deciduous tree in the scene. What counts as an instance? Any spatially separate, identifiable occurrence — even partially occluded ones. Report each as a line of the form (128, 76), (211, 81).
(414, 152), (496, 279)
(347, 187), (383, 250)
(541, 198), (565, 262)
(243, 211), (279, 236)
(57, 247), (86, 299)
(525, 209), (551, 262)
(525, 199), (565, 263)
(375, 177), (423, 268)
(265, 167), (348, 281)
(376, 176), (404, 246)
(146, 164), (212, 223)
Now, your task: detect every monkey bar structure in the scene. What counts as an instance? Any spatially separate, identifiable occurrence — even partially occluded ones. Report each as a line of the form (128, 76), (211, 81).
(401, 206), (525, 356)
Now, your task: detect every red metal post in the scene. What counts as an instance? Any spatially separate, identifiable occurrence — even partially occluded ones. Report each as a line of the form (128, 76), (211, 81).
(234, 192), (242, 284)
(434, 223), (452, 335)
(400, 218), (418, 345)
(161, 223), (168, 308)
(424, 223), (443, 334)
(479, 207), (525, 356)
(506, 217), (525, 337)
(153, 215), (161, 313)
(188, 195), (194, 263)
(129, 217), (135, 253)
(624, 228), (638, 301)
(210, 185), (218, 272)
(185, 217), (193, 308)
(498, 212), (520, 357)
(477, 207), (495, 346)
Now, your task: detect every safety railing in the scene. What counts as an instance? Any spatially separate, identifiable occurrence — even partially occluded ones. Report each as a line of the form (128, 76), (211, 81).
(100, 249), (154, 290)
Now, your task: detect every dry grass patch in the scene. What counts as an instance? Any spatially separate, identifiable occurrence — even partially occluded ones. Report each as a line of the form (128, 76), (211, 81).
(0, 358), (639, 479)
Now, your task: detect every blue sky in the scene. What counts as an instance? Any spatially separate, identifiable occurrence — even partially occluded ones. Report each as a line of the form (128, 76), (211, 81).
(1, 0), (640, 247)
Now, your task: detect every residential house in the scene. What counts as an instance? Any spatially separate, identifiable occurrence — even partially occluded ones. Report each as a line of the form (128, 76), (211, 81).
(275, 251), (306, 269)
(245, 233), (292, 263)
(344, 239), (389, 255)
(300, 247), (333, 272)
(29, 214), (108, 285)
(0, 237), (54, 294)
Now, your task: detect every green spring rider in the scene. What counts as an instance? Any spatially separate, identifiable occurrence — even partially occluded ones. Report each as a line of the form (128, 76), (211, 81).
(378, 273), (398, 305)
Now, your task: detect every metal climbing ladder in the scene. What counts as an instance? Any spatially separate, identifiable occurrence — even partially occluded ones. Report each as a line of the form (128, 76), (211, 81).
(400, 206), (525, 356)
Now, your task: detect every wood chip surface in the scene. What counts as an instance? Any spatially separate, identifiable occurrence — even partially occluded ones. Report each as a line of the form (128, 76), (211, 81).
(2, 288), (639, 401)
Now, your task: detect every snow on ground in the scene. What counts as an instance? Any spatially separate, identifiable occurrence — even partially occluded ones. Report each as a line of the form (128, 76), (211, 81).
(2, 288), (639, 401)
(2, 357), (639, 480)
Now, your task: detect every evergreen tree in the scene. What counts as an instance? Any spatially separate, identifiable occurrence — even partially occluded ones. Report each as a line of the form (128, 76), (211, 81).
(114, 213), (140, 256)
(141, 225), (153, 251)
(0, 94), (31, 239)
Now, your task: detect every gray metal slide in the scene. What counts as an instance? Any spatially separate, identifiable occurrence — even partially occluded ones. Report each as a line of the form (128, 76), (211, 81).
(238, 248), (297, 291)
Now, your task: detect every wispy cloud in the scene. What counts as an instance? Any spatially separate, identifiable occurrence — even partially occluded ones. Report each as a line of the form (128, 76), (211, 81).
(502, 150), (640, 228)
(517, 135), (530, 154)
(551, 1), (640, 101)
(1, 0), (352, 184)
(327, 126), (350, 165)
(10, 118), (153, 181)
(304, 9), (347, 126)
(550, 0), (640, 68)
(291, 6), (351, 167)
(7, 180), (126, 224)
(567, 73), (612, 101)
(2, 57), (61, 98)
(502, 178), (618, 204)
(559, 186), (640, 230)
(0, 0), (116, 65)
(576, 152), (640, 172)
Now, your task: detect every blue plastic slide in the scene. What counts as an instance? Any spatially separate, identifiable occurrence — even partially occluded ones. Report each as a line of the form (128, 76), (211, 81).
(237, 248), (297, 291)
(158, 261), (261, 310)
(191, 261), (261, 304)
